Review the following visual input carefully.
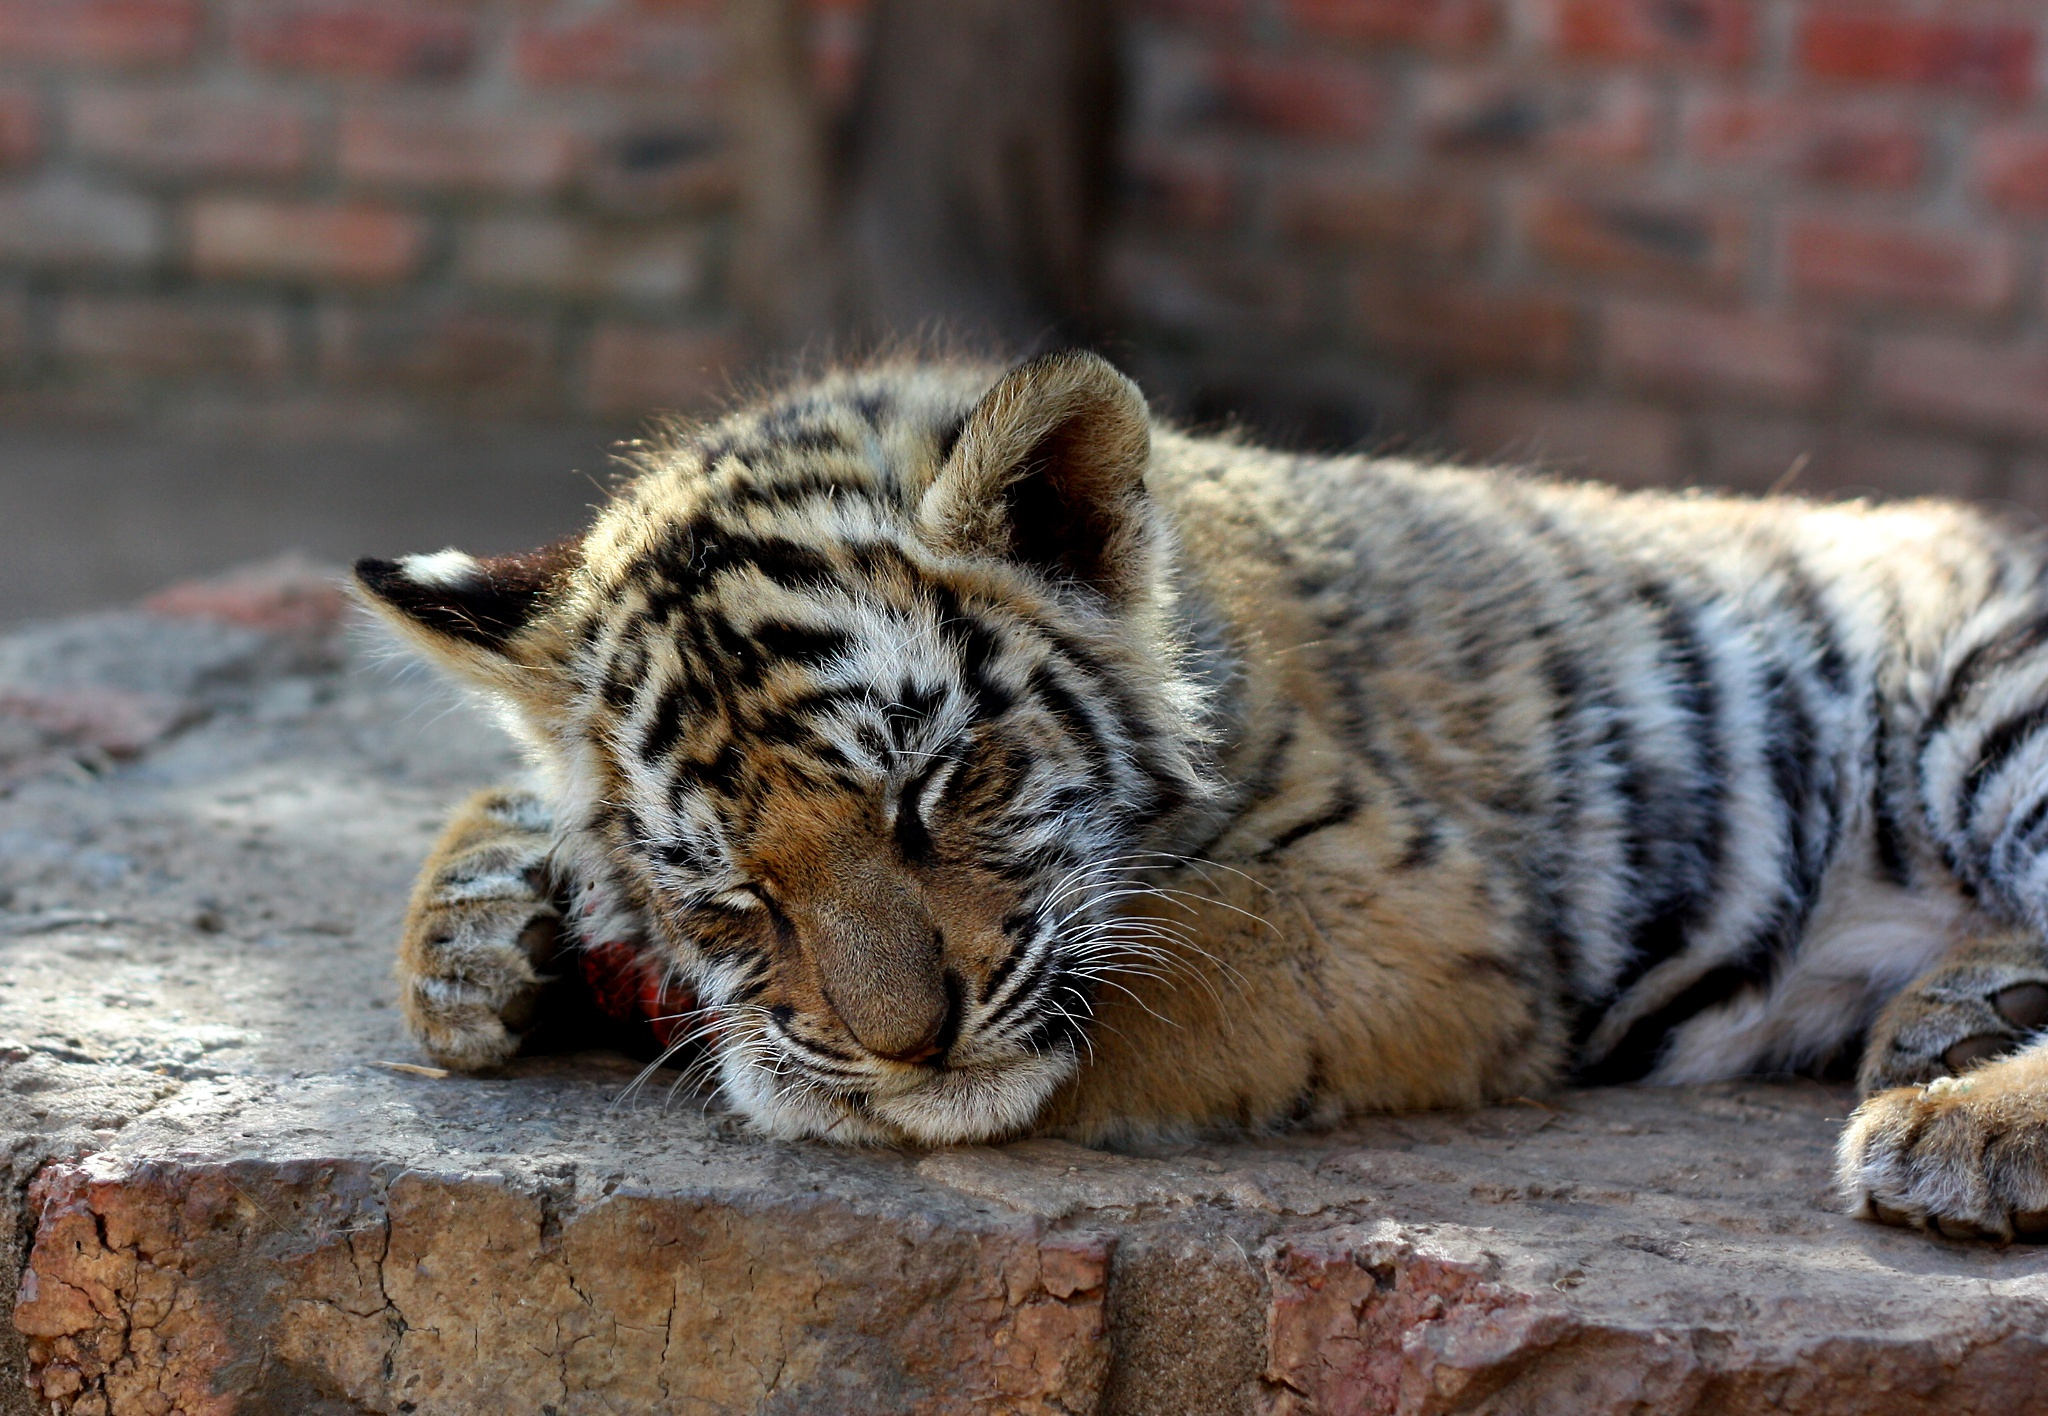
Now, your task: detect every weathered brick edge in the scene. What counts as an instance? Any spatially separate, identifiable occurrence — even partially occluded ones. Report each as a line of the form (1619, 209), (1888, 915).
(17, 1152), (2048, 1416)
(13, 1153), (1114, 1415)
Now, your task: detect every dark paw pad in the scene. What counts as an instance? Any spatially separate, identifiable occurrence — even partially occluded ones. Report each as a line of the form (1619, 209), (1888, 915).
(1934, 1215), (2000, 1243)
(1944, 1034), (2012, 1073)
(1994, 982), (2048, 1031)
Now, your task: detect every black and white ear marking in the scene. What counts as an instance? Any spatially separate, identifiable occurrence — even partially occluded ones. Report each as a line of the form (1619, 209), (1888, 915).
(354, 537), (583, 653)
(919, 349), (1156, 605)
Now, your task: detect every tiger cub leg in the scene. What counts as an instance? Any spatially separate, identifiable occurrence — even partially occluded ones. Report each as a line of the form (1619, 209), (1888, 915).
(399, 786), (564, 1071)
(1839, 928), (2048, 1240)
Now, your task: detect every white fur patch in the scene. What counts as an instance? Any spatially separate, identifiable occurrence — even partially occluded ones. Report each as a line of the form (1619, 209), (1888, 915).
(399, 549), (486, 589)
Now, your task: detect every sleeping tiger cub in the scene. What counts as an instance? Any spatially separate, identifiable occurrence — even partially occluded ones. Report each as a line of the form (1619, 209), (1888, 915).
(357, 351), (2048, 1243)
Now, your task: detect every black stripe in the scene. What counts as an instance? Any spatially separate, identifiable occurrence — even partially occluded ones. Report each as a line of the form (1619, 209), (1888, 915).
(1576, 963), (1762, 1084)
(894, 757), (947, 864)
(1922, 610), (2048, 745)
(1395, 819), (1442, 871)
(1257, 781), (1361, 859)
(1870, 697), (1914, 888)
(1958, 701), (2048, 817)
(981, 946), (1054, 1034)
(752, 621), (852, 668)
(2009, 792), (2048, 856)
(1025, 662), (1109, 772)
(1607, 582), (1728, 999)
(1771, 551), (1852, 695)
(640, 682), (693, 761)
(982, 914), (1035, 1004)
(928, 594), (1013, 720)
(658, 526), (840, 595)
(721, 471), (871, 511)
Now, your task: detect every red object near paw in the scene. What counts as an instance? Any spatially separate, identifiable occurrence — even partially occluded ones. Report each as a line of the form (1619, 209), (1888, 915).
(577, 937), (704, 1051)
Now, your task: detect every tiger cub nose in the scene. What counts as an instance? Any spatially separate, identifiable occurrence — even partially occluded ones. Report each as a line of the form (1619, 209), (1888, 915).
(858, 969), (965, 1065)
(799, 889), (954, 1061)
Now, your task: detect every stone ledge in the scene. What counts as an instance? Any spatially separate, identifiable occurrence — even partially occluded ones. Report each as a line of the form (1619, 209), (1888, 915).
(1, 566), (2046, 1415)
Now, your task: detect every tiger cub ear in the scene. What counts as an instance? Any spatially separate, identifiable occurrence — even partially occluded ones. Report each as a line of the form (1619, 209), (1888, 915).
(918, 349), (1156, 606)
(352, 537), (583, 690)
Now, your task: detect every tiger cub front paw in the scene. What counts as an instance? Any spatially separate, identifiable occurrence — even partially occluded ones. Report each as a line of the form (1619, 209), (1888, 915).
(399, 788), (564, 1071)
(1838, 1045), (2048, 1242)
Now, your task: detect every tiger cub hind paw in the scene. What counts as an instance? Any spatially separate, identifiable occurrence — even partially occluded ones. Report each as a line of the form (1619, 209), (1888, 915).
(1857, 949), (2048, 1093)
(1838, 1053), (2048, 1243)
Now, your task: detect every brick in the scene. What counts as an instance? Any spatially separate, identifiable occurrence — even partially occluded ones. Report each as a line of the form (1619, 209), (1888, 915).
(1799, 7), (2035, 104)
(1786, 214), (2016, 315)
(69, 87), (309, 179)
(0, 83), (37, 167)
(807, 4), (867, 116)
(584, 124), (733, 213)
(584, 321), (737, 415)
(1283, 0), (1498, 52)
(340, 103), (583, 197)
(1354, 281), (1580, 379)
(1124, 142), (1242, 230)
(514, 16), (724, 89)
(1128, 31), (1216, 137)
(1418, 70), (1654, 165)
(1870, 334), (2048, 440)
(457, 216), (706, 306)
(1553, 0), (1753, 68)
(1700, 413), (1989, 500)
(1523, 188), (1746, 295)
(1209, 51), (1384, 142)
(0, 178), (157, 270)
(320, 305), (554, 401)
(1272, 168), (1485, 258)
(1973, 125), (2048, 217)
(0, 0), (198, 68)
(1605, 298), (1831, 406)
(1106, 241), (1313, 340)
(1685, 93), (1924, 191)
(1127, 0), (1251, 22)
(1449, 386), (1683, 487)
(188, 198), (426, 285)
(236, 2), (474, 82)
(142, 556), (350, 637)
(0, 285), (25, 364)
(53, 294), (290, 378)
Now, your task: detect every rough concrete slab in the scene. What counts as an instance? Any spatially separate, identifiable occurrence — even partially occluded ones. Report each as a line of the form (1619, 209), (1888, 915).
(2, 566), (2047, 1415)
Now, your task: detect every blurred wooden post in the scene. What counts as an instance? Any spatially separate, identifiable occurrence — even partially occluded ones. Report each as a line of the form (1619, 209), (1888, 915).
(725, 0), (838, 350)
(726, 0), (1116, 356)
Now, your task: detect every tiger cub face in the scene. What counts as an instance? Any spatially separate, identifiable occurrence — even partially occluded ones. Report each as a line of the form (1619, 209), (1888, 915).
(357, 352), (1220, 1143)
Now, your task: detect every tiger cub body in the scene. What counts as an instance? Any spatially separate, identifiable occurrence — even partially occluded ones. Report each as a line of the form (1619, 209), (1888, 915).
(358, 352), (2048, 1242)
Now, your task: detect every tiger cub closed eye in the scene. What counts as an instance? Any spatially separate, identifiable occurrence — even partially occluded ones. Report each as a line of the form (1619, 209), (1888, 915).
(359, 350), (2048, 1242)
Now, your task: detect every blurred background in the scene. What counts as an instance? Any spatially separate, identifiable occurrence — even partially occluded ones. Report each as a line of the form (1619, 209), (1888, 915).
(4, 0), (2048, 622)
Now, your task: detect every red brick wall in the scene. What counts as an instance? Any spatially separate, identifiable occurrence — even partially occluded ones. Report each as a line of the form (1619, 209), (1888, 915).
(4, 0), (2047, 511)
(1116, 0), (2048, 509)
(0, 0), (743, 424)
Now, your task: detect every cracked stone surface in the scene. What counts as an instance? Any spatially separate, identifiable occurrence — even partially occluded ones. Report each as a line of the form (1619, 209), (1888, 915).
(3, 564), (2048, 1415)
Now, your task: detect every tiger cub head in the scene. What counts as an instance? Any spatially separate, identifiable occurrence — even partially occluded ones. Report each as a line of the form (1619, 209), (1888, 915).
(356, 351), (1221, 1144)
